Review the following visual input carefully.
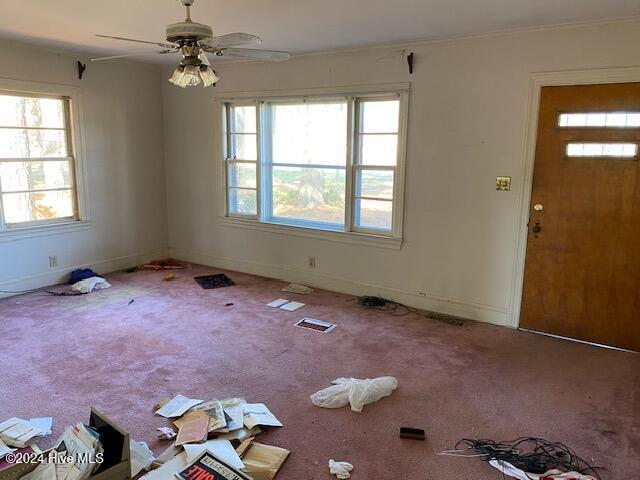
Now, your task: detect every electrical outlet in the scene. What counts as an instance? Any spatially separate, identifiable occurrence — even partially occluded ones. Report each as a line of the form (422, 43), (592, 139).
(308, 256), (316, 269)
(48, 255), (58, 268)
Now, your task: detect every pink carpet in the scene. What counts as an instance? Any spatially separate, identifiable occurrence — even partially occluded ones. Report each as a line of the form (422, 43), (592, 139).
(0, 264), (638, 479)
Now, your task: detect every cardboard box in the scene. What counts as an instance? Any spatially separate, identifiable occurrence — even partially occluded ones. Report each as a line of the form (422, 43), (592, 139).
(0, 408), (131, 480)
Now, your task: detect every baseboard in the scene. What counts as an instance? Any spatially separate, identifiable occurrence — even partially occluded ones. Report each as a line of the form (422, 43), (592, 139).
(170, 248), (510, 326)
(0, 248), (169, 298)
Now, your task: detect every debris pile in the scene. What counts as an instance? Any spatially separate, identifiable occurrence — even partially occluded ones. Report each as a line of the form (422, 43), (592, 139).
(141, 394), (289, 480)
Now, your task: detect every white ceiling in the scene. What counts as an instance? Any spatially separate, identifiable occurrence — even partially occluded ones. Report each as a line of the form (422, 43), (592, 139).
(1, 0), (639, 63)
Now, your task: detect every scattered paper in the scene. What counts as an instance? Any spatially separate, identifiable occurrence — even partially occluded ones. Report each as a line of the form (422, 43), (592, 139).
(268, 299), (305, 311)
(243, 403), (283, 429)
(267, 299), (289, 308)
(188, 399), (227, 432)
(242, 442), (291, 480)
(156, 394), (203, 418)
(0, 418), (42, 448)
(218, 398), (245, 432)
(175, 411), (209, 446)
(157, 427), (177, 440)
(175, 450), (251, 480)
(29, 417), (52, 436)
(130, 440), (155, 477)
(140, 451), (189, 480)
(282, 283), (313, 295)
(0, 439), (15, 460)
(183, 439), (245, 470)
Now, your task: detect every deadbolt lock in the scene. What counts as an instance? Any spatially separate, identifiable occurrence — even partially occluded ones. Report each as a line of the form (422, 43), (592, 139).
(534, 204), (543, 212)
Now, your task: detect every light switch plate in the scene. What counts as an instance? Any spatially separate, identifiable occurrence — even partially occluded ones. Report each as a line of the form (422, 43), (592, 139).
(496, 176), (511, 191)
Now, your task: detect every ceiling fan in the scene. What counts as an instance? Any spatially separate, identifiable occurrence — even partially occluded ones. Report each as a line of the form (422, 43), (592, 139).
(91, 0), (290, 88)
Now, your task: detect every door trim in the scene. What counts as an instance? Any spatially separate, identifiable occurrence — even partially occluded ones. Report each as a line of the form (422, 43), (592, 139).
(510, 66), (640, 329)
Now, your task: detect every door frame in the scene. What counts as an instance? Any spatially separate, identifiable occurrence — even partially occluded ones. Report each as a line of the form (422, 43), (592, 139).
(510, 66), (640, 329)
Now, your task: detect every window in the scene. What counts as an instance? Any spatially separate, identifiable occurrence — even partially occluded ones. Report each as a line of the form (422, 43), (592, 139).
(0, 91), (79, 229)
(223, 89), (407, 238)
(566, 142), (638, 158)
(558, 112), (640, 128)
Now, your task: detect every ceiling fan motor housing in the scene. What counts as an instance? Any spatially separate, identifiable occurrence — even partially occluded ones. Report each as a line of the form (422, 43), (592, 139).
(166, 21), (213, 43)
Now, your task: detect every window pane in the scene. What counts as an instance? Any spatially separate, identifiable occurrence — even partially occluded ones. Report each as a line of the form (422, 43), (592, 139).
(558, 112), (640, 128)
(229, 134), (257, 160)
(272, 166), (345, 225)
(0, 95), (65, 128)
(360, 100), (399, 133)
(566, 143), (637, 157)
(356, 169), (394, 199)
(228, 188), (257, 215)
(0, 129), (67, 158)
(359, 134), (398, 165)
(229, 105), (256, 133)
(356, 198), (392, 231)
(2, 189), (74, 224)
(0, 161), (72, 192)
(227, 162), (256, 189)
(271, 102), (347, 166)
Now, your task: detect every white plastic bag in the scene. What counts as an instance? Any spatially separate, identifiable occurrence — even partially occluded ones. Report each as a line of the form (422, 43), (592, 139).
(311, 376), (398, 412)
(71, 276), (111, 294)
(329, 459), (354, 479)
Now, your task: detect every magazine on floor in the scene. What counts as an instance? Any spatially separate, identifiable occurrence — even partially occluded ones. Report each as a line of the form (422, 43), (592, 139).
(174, 450), (252, 480)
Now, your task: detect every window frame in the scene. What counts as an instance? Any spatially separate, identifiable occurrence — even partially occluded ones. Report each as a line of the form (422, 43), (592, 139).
(217, 83), (409, 245)
(0, 78), (89, 240)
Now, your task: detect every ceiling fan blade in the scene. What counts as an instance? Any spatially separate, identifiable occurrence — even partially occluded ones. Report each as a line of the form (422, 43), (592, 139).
(96, 34), (176, 49)
(200, 33), (262, 49)
(218, 48), (290, 62)
(90, 50), (178, 62)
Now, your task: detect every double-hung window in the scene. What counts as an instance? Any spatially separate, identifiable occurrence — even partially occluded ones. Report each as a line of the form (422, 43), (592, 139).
(222, 87), (408, 239)
(0, 91), (79, 230)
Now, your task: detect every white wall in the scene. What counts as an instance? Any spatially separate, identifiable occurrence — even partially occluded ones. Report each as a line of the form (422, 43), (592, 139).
(162, 19), (640, 326)
(0, 42), (168, 294)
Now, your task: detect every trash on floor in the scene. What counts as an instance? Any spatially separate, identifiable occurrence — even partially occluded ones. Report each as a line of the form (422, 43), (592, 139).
(143, 396), (286, 480)
(0, 417), (46, 447)
(71, 275), (111, 294)
(130, 439), (156, 477)
(141, 259), (185, 270)
(399, 426), (425, 440)
(329, 459), (354, 479)
(155, 394), (204, 418)
(311, 376), (398, 412)
(194, 273), (235, 289)
(295, 317), (336, 333)
(440, 437), (601, 480)
(157, 427), (177, 440)
(175, 450), (252, 480)
(67, 268), (99, 285)
(163, 273), (175, 282)
(240, 441), (290, 480)
(174, 410), (209, 446)
(282, 283), (313, 295)
(267, 299), (305, 311)
(28, 417), (52, 436)
(183, 438), (244, 469)
(242, 403), (283, 429)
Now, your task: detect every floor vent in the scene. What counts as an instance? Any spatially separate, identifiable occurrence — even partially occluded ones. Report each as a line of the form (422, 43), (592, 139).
(424, 312), (465, 326)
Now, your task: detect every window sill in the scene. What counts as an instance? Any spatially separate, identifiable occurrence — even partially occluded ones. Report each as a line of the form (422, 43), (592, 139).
(218, 216), (403, 250)
(0, 220), (91, 243)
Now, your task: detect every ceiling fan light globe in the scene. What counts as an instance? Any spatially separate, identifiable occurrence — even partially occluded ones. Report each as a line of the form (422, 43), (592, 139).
(168, 66), (185, 86)
(199, 66), (220, 87)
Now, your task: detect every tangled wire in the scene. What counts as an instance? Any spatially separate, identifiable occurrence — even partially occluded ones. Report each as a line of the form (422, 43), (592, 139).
(440, 437), (601, 479)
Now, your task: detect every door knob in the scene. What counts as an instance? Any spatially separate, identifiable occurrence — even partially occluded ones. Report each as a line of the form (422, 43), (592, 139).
(532, 224), (542, 233)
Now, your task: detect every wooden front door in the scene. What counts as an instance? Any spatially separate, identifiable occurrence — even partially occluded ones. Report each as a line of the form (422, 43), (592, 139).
(520, 83), (640, 352)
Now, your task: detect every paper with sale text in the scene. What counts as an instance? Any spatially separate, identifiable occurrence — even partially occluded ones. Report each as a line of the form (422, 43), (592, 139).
(174, 450), (252, 480)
